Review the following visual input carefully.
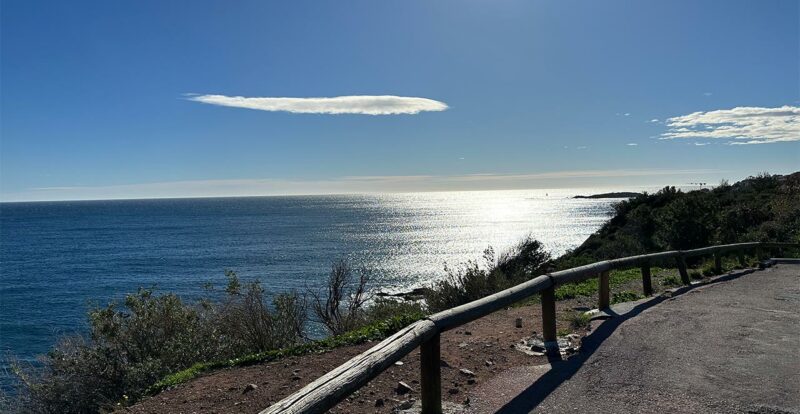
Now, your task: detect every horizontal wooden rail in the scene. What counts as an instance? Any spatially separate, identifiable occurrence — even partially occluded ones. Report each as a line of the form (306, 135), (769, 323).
(261, 241), (799, 414)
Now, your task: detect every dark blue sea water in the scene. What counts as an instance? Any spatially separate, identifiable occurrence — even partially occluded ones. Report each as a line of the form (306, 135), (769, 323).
(0, 190), (617, 390)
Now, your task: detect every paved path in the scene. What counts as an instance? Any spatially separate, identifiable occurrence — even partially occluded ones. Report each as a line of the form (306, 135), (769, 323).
(472, 263), (800, 414)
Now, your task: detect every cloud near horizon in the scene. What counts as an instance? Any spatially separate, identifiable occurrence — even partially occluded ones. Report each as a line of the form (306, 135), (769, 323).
(661, 105), (800, 145)
(186, 94), (448, 115)
(4, 169), (723, 202)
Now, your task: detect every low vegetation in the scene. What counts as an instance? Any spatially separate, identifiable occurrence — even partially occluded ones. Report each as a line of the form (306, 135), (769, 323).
(5, 267), (423, 414)
(561, 172), (800, 264)
(424, 237), (551, 312)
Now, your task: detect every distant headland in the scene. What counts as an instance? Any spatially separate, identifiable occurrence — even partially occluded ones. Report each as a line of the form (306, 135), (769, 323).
(573, 191), (642, 199)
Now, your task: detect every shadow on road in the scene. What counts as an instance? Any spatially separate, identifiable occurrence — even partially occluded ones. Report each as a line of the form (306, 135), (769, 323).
(494, 268), (757, 414)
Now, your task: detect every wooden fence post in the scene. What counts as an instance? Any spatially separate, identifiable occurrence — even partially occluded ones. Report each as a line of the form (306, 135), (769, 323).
(714, 252), (722, 274)
(676, 255), (691, 285)
(599, 271), (611, 308)
(641, 264), (653, 296)
(541, 286), (557, 353)
(420, 333), (442, 414)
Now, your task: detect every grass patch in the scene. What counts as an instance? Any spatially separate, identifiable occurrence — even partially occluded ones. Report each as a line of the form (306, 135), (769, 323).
(554, 267), (664, 300)
(568, 311), (591, 330)
(661, 275), (682, 287)
(611, 290), (643, 304)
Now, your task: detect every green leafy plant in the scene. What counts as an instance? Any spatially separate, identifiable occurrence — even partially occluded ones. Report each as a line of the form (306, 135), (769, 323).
(611, 290), (643, 304)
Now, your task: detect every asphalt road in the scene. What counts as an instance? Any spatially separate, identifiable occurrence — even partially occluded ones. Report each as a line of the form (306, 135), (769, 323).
(480, 263), (800, 414)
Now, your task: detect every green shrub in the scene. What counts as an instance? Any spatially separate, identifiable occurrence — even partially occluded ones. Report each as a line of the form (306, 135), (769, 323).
(364, 298), (425, 324)
(568, 311), (591, 330)
(689, 271), (703, 280)
(564, 172), (800, 262)
(425, 237), (551, 312)
(662, 275), (682, 287)
(611, 290), (643, 304)
(147, 311), (423, 395)
(10, 275), (307, 414)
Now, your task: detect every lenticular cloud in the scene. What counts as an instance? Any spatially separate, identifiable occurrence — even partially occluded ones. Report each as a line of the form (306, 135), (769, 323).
(187, 94), (448, 115)
(661, 105), (800, 145)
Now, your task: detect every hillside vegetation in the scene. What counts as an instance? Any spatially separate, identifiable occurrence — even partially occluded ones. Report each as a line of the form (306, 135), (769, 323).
(560, 172), (799, 266)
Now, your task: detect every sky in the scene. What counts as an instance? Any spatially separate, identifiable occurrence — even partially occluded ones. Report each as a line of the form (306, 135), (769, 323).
(1, 0), (798, 201)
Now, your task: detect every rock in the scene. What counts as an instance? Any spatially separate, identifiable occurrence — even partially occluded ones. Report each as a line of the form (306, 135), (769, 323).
(464, 330), (472, 335)
(394, 361), (404, 366)
(467, 378), (476, 385)
(463, 397), (471, 406)
(377, 287), (428, 300)
(242, 383), (258, 394)
(440, 359), (451, 368)
(485, 360), (493, 366)
(458, 342), (468, 348)
(515, 317), (523, 328)
(459, 368), (475, 377)
(448, 388), (460, 395)
(375, 398), (385, 407)
(394, 399), (416, 410)
(396, 381), (414, 395)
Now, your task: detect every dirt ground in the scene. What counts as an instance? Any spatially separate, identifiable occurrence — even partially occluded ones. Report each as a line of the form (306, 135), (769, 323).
(122, 273), (671, 414)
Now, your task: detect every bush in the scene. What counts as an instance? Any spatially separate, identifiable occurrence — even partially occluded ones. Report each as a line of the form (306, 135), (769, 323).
(564, 172), (800, 261)
(424, 237), (551, 312)
(9, 274), (306, 414)
(363, 298), (425, 325)
(217, 271), (307, 354)
(310, 260), (372, 336)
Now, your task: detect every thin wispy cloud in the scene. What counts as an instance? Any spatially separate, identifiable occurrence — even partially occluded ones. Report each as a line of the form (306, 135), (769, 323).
(626, 143), (638, 146)
(661, 105), (800, 145)
(186, 94), (448, 115)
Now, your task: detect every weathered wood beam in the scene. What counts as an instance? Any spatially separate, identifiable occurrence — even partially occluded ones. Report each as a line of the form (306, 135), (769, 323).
(261, 320), (438, 414)
(641, 264), (653, 296)
(541, 286), (557, 345)
(429, 275), (552, 331)
(677, 254), (691, 285)
(598, 271), (611, 309)
(420, 334), (441, 414)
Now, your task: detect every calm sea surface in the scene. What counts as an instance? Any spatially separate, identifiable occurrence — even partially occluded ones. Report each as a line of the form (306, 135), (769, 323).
(0, 190), (618, 389)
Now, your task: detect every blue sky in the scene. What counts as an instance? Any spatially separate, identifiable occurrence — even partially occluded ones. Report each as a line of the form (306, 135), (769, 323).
(1, 0), (798, 201)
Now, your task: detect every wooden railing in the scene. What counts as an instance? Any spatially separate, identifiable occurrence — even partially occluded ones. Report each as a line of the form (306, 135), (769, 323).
(261, 242), (798, 414)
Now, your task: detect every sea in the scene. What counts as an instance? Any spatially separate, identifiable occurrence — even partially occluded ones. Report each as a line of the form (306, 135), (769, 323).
(0, 189), (625, 390)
